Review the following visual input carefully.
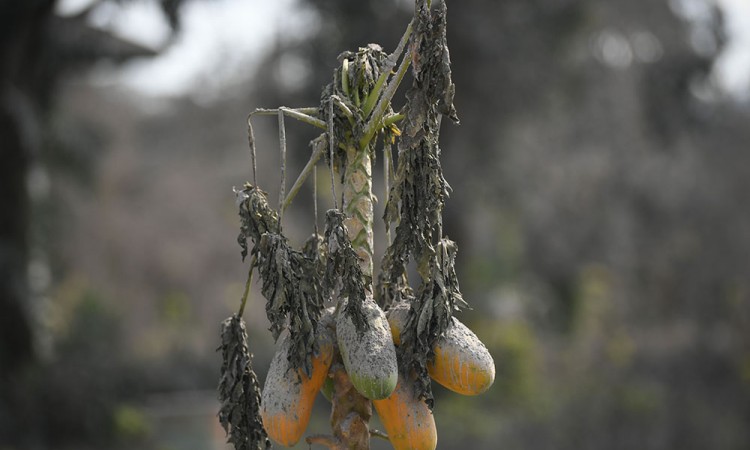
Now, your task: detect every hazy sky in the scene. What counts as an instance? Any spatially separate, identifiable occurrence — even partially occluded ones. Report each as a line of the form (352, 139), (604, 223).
(58, 0), (316, 99)
(714, 0), (750, 96)
(58, 0), (750, 100)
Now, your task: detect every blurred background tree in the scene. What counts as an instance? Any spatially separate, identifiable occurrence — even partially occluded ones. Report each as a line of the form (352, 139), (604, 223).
(0, 0), (199, 447)
(1, 0), (749, 449)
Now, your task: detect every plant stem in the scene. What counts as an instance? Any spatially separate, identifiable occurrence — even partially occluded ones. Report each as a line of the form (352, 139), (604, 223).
(362, 20), (414, 118)
(370, 429), (389, 441)
(332, 95), (356, 127)
(341, 59), (350, 97)
(330, 362), (372, 450)
(281, 135), (326, 213)
(342, 141), (374, 277)
(360, 47), (412, 149)
(247, 119), (258, 187)
(237, 255), (256, 317)
(384, 113), (405, 127)
(384, 143), (393, 246)
(327, 100), (339, 210)
(328, 19), (415, 450)
(250, 107), (326, 130)
(296, 107), (320, 115)
(306, 434), (344, 449)
(277, 110), (287, 224)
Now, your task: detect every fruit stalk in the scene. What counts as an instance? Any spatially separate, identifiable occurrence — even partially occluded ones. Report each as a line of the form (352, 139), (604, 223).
(329, 362), (372, 449)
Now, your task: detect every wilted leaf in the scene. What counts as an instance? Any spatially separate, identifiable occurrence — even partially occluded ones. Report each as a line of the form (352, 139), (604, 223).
(236, 184), (279, 262)
(398, 238), (468, 408)
(218, 315), (271, 450)
(323, 209), (370, 332)
(376, 0), (464, 408)
(236, 185), (325, 377)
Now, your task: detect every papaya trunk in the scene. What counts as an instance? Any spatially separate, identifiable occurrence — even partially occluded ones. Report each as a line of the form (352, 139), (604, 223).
(342, 143), (374, 277)
(330, 362), (372, 449)
(332, 142), (374, 449)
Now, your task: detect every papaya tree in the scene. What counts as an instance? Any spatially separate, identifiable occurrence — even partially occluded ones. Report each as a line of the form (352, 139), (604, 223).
(218, 1), (495, 448)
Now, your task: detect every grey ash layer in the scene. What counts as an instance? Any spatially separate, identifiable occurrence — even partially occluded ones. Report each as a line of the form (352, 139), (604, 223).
(386, 301), (495, 392)
(336, 295), (398, 399)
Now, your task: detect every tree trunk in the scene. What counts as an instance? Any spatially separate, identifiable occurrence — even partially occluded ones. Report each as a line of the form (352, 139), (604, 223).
(0, 2), (51, 443)
(331, 142), (376, 449)
(0, 102), (33, 375)
(0, 0), (50, 386)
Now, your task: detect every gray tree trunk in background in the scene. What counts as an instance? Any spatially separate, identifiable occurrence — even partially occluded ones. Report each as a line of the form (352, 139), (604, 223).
(0, 1), (50, 442)
(0, 0), (164, 443)
(0, 0), (50, 382)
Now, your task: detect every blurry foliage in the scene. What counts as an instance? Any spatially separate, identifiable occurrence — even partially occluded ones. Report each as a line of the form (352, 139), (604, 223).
(0, 2), (228, 447)
(114, 405), (152, 441)
(158, 291), (193, 326)
(11, 278), (220, 449)
(486, 322), (538, 407)
(18, 286), (126, 445)
(53, 287), (120, 359)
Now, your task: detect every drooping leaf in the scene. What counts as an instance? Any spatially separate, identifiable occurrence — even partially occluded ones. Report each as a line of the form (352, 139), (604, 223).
(323, 209), (370, 332)
(378, 0), (456, 295)
(376, 0), (465, 408)
(256, 232), (325, 377)
(397, 238), (468, 408)
(218, 315), (271, 450)
(235, 184), (279, 262)
(235, 185), (325, 377)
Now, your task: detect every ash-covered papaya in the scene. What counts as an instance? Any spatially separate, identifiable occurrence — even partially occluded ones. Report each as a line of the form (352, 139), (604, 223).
(261, 311), (335, 447)
(373, 372), (437, 450)
(336, 295), (398, 400)
(387, 302), (495, 396)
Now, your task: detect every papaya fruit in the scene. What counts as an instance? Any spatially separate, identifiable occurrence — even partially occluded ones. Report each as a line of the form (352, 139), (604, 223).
(373, 372), (437, 450)
(387, 302), (495, 396)
(261, 312), (335, 447)
(336, 295), (398, 400)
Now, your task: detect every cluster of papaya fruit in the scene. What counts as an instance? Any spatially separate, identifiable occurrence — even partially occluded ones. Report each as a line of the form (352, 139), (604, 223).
(260, 296), (495, 449)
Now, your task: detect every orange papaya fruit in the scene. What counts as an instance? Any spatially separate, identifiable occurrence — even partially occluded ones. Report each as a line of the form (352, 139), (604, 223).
(261, 312), (335, 447)
(336, 295), (398, 400)
(373, 372), (437, 450)
(387, 302), (495, 396)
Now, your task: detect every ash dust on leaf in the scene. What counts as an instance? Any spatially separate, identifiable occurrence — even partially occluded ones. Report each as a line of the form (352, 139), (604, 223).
(236, 184), (326, 378)
(218, 314), (271, 450)
(376, 0), (467, 409)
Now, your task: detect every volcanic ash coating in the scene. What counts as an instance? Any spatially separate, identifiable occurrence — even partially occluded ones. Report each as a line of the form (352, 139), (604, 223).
(386, 301), (495, 395)
(433, 316), (495, 395)
(385, 301), (409, 344)
(336, 295), (398, 400)
(260, 309), (334, 446)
